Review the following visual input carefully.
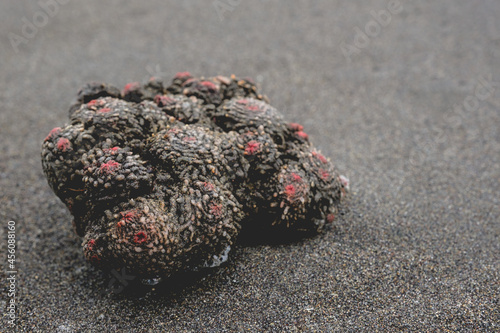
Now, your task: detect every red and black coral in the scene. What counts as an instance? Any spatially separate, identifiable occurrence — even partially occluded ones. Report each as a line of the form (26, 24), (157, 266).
(41, 73), (348, 278)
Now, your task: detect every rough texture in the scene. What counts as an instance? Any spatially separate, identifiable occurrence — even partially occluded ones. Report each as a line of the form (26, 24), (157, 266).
(1, 1), (499, 332)
(41, 75), (347, 278)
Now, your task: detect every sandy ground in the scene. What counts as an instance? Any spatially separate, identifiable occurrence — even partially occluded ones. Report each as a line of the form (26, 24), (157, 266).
(0, 0), (499, 331)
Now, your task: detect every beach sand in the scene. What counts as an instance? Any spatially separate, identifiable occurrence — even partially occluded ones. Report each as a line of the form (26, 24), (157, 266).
(0, 1), (498, 331)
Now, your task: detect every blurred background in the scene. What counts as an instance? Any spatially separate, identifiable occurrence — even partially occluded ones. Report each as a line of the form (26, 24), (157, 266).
(0, 1), (499, 331)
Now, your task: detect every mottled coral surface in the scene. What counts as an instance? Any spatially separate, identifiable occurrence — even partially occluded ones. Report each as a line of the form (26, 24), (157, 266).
(41, 73), (348, 277)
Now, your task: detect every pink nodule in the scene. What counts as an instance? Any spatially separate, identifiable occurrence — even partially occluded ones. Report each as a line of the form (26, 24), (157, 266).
(133, 231), (148, 244)
(174, 72), (192, 79)
(291, 173), (302, 182)
(98, 107), (111, 113)
(246, 104), (260, 112)
(100, 160), (120, 174)
(200, 81), (217, 91)
(87, 99), (105, 107)
(104, 147), (120, 154)
(285, 184), (296, 198)
(288, 123), (304, 132)
(122, 82), (140, 95)
(154, 94), (174, 106)
(244, 141), (260, 155)
(209, 203), (223, 218)
(87, 239), (96, 251)
(319, 168), (330, 180)
(45, 127), (61, 141)
(296, 131), (309, 140)
(56, 138), (71, 151)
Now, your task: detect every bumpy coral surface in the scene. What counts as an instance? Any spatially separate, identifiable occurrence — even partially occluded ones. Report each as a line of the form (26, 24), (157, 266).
(42, 73), (349, 278)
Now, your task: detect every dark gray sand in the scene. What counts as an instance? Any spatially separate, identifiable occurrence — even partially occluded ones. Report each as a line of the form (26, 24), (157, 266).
(1, 1), (499, 331)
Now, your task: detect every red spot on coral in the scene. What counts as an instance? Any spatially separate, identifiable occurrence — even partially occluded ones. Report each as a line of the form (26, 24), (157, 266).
(284, 184), (296, 198)
(296, 131), (309, 140)
(182, 78), (197, 86)
(45, 127), (61, 141)
(209, 203), (223, 218)
(246, 104), (260, 112)
(98, 107), (111, 113)
(56, 138), (71, 151)
(200, 81), (217, 91)
(288, 123), (304, 132)
(182, 136), (197, 142)
(202, 182), (215, 192)
(87, 239), (96, 251)
(174, 71), (192, 79)
(122, 82), (140, 95)
(104, 146), (120, 154)
(244, 141), (260, 155)
(237, 99), (260, 112)
(312, 151), (328, 164)
(291, 173), (302, 182)
(317, 154), (327, 164)
(100, 160), (120, 174)
(168, 127), (181, 134)
(327, 214), (335, 223)
(283, 172), (307, 203)
(133, 231), (148, 244)
(87, 99), (105, 107)
(120, 210), (137, 223)
(154, 94), (174, 106)
(318, 168), (330, 180)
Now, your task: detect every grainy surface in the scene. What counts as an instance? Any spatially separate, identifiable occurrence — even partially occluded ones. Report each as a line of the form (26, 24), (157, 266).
(1, 1), (499, 332)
